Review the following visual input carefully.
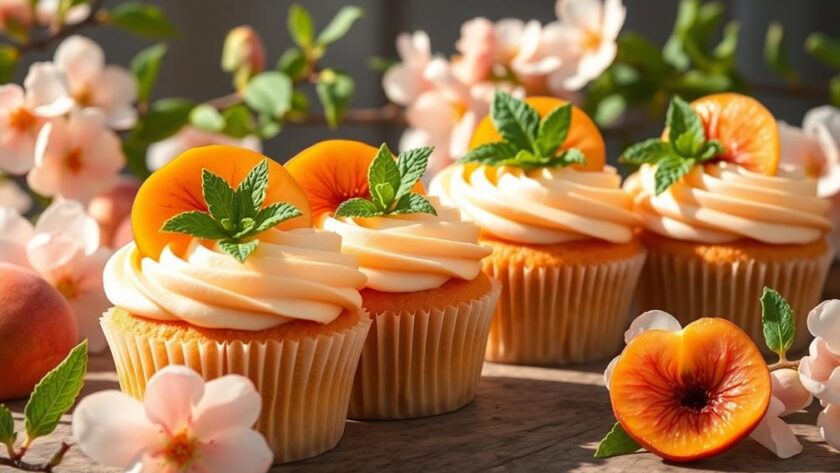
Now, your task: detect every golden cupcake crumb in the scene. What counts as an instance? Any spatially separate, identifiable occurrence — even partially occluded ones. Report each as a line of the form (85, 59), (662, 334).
(480, 234), (643, 268)
(361, 272), (493, 315)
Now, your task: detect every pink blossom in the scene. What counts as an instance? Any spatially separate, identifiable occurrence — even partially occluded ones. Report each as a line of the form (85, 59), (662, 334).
(27, 109), (125, 203)
(111, 216), (133, 249)
(799, 300), (840, 406)
(771, 368), (813, 417)
(36, 0), (90, 27)
(146, 126), (262, 171)
(87, 175), (139, 248)
(495, 19), (562, 94)
(452, 18), (497, 85)
(0, 179), (32, 213)
(382, 31), (433, 106)
(818, 404), (840, 452)
(0, 200), (112, 352)
(72, 365), (273, 473)
(0, 0), (31, 33)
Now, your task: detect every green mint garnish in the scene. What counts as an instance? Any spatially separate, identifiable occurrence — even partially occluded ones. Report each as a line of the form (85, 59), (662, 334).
(459, 91), (586, 169)
(760, 287), (796, 361)
(620, 96), (723, 195)
(594, 422), (642, 458)
(334, 143), (437, 218)
(161, 159), (302, 263)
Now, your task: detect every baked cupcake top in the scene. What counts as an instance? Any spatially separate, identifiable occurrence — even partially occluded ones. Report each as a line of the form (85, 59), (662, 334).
(286, 140), (490, 293)
(104, 145), (366, 331)
(621, 93), (832, 245)
(429, 93), (639, 245)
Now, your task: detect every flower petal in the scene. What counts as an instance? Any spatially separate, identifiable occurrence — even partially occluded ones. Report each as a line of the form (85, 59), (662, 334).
(771, 368), (813, 417)
(72, 390), (162, 468)
(624, 310), (681, 344)
(602, 0), (627, 41)
(803, 105), (840, 144)
(0, 180), (32, 213)
(798, 337), (840, 405)
(807, 299), (840, 353)
(23, 62), (74, 117)
(34, 199), (101, 253)
(603, 355), (619, 390)
(818, 404), (840, 452)
(0, 207), (34, 268)
(195, 427), (273, 473)
(0, 83), (25, 110)
(143, 365), (205, 433)
(54, 35), (105, 90)
(748, 396), (803, 458)
(192, 375), (262, 437)
(556, 0), (602, 31)
(90, 66), (138, 129)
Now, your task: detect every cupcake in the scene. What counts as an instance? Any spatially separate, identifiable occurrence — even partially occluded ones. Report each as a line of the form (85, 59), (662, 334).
(286, 139), (499, 419)
(430, 94), (646, 365)
(100, 145), (371, 463)
(621, 93), (834, 350)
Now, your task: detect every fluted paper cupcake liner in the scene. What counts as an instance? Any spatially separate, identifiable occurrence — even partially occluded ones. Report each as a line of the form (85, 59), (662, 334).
(638, 245), (833, 352)
(348, 281), (501, 420)
(101, 310), (371, 464)
(484, 250), (646, 366)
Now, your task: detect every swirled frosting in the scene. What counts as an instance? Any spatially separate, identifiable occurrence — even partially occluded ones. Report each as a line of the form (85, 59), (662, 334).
(429, 163), (639, 245)
(624, 162), (833, 244)
(321, 196), (490, 293)
(103, 228), (366, 331)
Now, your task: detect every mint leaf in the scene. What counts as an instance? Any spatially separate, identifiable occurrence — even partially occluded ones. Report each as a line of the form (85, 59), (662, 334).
(699, 140), (723, 161)
(219, 239), (259, 263)
(556, 148), (586, 166)
(161, 211), (229, 240)
(491, 92), (539, 152)
(396, 146), (433, 199)
(203, 169), (237, 221)
(666, 96), (705, 157)
(460, 142), (518, 164)
(24, 341), (87, 441)
(594, 423), (642, 458)
(368, 144), (401, 211)
(654, 156), (695, 195)
(392, 192), (437, 216)
(254, 202), (303, 233)
(621, 139), (678, 165)
(373, 183), (396, 210)
(237, 159), (269, 208)
(537, 103), (572, 157)
(761, 287), (795, 358)
(335, 198), (382, 218)
(0, 404), (14, 446)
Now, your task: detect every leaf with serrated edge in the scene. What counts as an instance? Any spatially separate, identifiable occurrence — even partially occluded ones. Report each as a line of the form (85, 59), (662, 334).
(460, 142), (518, 164)
(396, 146), (433, 199)
(161, 211), (229, 239)
(666, 96), (705, 157)
(391, 192), (437, 216)
(373, 183), (395, 210)
(219, 239), (259, 263)
(367, 144), (401, 211)
(556, 148), (586, 166)
(594, 423), (642, 458)
(0, 404), (14, 445)
(537, 103), (572, 157)
(24, 341), (88, 440)
(620, 138), (675, 165)
(698, 140), (723, 161)
(236, 159), (269, 208)
(254, 202), (302, 233)
(491, 92), (540, 152)
(654, 156), (695, 195)
(761, 287), (795, 357)
(202, 169), (237, 221)
(335, 198), (382, 218)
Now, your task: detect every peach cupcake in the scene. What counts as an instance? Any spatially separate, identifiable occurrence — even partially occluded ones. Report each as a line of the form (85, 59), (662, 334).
(100, 145), (371, 463)
(430, 93), (646, 365)
(621, 93), (834, 350)
(286, 140), (499, 419)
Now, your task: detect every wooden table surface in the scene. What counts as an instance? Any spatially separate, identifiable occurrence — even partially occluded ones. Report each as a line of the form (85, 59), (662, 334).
(7, 265), (840, 472)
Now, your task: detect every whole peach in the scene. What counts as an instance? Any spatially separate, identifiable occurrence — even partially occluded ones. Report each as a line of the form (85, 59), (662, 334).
(87, 176), (140, 247)
(0, 264), (78, 400)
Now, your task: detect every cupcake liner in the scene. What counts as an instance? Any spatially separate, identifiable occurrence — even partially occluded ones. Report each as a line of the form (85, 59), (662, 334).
(638, 244), (834, 352)
(101, 311), (371, 464)
(484, 250), (646, 366)
(348, 281), (501, 420)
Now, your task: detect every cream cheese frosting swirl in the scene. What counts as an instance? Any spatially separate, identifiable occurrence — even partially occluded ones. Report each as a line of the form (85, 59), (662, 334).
(322, 196), (490, 293)
(429, 163), (639, 245)
(104, 228), (366, 331)
(624, 162), (833, 244)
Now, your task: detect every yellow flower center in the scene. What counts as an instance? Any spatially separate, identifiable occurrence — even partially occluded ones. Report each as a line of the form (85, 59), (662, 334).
(582, 29), (603, 53)
(74, 86), (92, 107)
(163, 430), (198, 468)
(54, 277), (79, 300)
(64, 149), (84, 174)
(8, 107), (36, 132)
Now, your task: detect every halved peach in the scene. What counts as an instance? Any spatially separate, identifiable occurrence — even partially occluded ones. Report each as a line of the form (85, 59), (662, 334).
(132, 145), (311, 259)
(285, 139), (424, 226)
(610, 318), (771, 462)
(469, 96), (606, 171)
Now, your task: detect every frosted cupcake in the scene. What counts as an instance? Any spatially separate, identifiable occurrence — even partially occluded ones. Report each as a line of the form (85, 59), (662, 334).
(100, 145), (371, 463)
(286, 140), (499, 419)
(431, 94), (646, 365)
(622, 93), (834, 350)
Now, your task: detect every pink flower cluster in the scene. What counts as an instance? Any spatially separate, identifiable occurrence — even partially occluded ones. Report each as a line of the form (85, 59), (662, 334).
(799, 300), (840, 452)
(384, 0), (625, 173)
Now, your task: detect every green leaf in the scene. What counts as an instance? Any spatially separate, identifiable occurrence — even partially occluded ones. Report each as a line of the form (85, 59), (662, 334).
(765, 22), (795, 81)
(668, 70), (732, 97)
(662, 0), (697, 71)
(190, 104), (225, 133)
(334, 198), (381, 218)
(0, 45), (18, 84)
(277, 47), (308, 81)
(666, 96), (705, 156)
(491, 92), (540, 152)
(132, 98), (194, 143)
(555, 148), (586, 167)
(256, 113), (281, 140)
(620, 138), (675, 165)
(316, 69), (354, 128)
(368, 144), (401, 211)
(460, 142), (519, 165)
(391, 192), (437, 216)
(0, 404), (14, 446)
(369, 56), (397, 73)
(372, 183), (395, 210)
(396, 146), (433, 199)
(317, 6), (363, 46)
(617, 32), (670, 76)
(122, 137), (150, 180)
(221, 104), (255, 138)
(291, 89), (310, 114)
(219, 239), (259, 263)
(244, 72), (293, 119)
(761, 287), (795, 358)
(109, 2), (179, 39)
(236, 159), (269, 209)
(698, 140), (723, 161)
(806, 33), (840, 70)
(254, 202), (302, 232)
(537, 103), (572, 157)
(161, 211), (229, 239)
(654, 156), (695, 195)
(592, 94), (626, 127)
(202, 169), (237, 221)
(131, 43), (166, 104)
(24, 341), (88, 441)
(831, 75), (840, 109)
(288, 4), (314, 48)
(594, 423), (642, 458)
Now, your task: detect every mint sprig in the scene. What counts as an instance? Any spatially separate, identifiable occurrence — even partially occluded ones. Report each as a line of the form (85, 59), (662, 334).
(760, 287), (796, 361)
(620, 96), (723, 195)
(460, 91), (586, 169)
(334, 143), (437, 218)
(594, 422), (642, 458)
(161, 159), (302, 263)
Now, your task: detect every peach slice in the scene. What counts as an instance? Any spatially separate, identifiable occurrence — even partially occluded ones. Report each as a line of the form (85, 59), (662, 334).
(610, 318), (771, 462)
(132, 145), (311, 259)
(469, 96), (606, 171)
(285, 140), (424, 226)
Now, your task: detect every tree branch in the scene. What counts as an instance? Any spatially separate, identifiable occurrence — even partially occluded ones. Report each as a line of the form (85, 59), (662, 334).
(768, 359), (800, 371)
(14, 0), (107, 54)
(287, 103), (405, 126)
(0, 442), (72, 472)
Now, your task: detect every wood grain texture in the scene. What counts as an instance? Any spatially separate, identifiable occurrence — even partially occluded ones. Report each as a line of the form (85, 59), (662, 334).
(6, 263), (840, 472)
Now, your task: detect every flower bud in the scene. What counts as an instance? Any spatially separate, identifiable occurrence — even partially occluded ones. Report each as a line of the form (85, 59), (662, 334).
(222, 26), (266, 89)
(771, 368), (813, 417)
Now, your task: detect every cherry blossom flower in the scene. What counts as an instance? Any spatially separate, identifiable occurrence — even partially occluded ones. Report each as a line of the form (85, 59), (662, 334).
(0, 200), (112, 352)
(382, 31), (433, 106)
(819, 404), (840, 452)
(452, 18), (497, 85)
(87, 175), (139, 248)
(771, 368), (813, 417)
(36, 0), (90, 27)
(0, 178), (32, 213)
(494, 19), (561, 94)
(604, 310), (802, 459)
(799, 300), (840, 406)
(73, 365), (273, 473)
(0, 64), (74, 174)
(0, 0), (31, 34)
(27, 108), (125, 203)
(52, 35), (138, 129)
(543, 0), (626, 93)
(146, 126), (261, 172)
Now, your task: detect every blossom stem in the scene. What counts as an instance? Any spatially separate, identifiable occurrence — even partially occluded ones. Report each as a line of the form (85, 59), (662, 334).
(13, 0), (107, 54)
(768, 359), (800, 371)
(0, 442), (72, 472)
